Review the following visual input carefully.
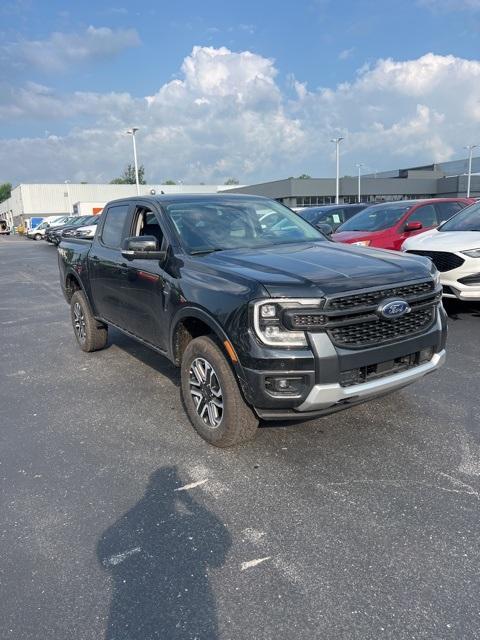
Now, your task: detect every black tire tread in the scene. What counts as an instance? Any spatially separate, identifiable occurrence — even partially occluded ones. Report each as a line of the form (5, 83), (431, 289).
(70, 290), (108, 353)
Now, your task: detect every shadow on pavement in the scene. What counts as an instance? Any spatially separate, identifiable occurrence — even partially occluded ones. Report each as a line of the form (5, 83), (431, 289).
(97, 466), (231, 640)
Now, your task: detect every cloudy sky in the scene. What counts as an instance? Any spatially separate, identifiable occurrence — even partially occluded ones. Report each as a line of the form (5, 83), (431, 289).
(1, 0), (480, 185)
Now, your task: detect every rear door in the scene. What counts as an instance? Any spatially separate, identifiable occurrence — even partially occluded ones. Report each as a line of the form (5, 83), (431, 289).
(88, 202), (133, 324)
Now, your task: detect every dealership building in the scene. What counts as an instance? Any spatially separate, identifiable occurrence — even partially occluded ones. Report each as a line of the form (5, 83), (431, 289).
(226, 157), (480, 208)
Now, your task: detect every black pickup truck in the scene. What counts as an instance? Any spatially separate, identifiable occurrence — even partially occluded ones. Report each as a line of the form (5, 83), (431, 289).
(58, 194), (447, 446)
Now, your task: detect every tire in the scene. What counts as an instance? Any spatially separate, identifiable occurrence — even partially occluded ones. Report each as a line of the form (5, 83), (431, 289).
(181, 336), (258, 447)
(70, 290), (108, 352)
(34, 233), (42, 241)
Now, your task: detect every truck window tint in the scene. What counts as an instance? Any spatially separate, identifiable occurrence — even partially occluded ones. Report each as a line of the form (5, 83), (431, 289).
(101, 205), (129, 249)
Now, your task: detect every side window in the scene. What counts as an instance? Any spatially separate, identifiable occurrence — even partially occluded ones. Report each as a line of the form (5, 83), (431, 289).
(101, 205), (130, 249)
(409, 204), (437, 228)
(133, 208), (165, 248)
(435, 201), (464, 223)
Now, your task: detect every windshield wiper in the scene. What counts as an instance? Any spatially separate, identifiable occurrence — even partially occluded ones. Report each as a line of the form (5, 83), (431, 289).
(189, 247), (229, 255)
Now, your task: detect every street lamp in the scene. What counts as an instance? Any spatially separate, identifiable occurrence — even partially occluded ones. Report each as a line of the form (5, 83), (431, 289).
(355, 163), (364, 203)
(331, 137), (344, 204)
(464, 144), (478, 198)
(127, 127), (140, 195)
(64, 180), (71, 214)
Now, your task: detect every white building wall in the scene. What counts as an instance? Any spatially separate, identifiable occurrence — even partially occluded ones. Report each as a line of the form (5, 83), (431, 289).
(0, 183), (242, 223)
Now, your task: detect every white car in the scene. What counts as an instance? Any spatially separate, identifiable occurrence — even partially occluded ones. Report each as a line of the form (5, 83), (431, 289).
(402, 202), (480, 301)
(61, 216), (101, 240)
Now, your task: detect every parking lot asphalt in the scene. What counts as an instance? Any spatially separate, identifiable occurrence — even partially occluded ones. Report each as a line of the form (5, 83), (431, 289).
(1, 234), (479, 640)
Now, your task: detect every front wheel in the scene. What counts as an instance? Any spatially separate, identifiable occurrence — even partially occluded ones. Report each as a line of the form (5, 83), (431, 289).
(70, 290), (108, 352)
(181, 336), (258, 447)
(34, 233), (42, 241)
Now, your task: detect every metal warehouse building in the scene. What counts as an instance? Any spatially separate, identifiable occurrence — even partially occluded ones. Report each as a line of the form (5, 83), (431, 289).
(226, 158), (480, 207)
(0, 182), (237, 227)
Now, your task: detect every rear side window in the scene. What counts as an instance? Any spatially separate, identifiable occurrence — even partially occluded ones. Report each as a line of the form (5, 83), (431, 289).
(101, 205), (130, 249)
(435, 201), (465, 223)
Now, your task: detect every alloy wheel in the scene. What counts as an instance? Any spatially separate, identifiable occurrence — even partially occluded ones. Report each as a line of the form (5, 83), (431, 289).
(189, 357), (224, 428)
(73, 302), (86, 344)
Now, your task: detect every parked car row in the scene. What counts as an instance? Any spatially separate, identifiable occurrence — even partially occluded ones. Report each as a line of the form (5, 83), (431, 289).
(26, 214), (102, 243)
(297, 197), (479, 302)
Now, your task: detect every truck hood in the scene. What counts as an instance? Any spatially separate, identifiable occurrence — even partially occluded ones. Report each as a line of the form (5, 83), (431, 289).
(198, 241), (431, 297)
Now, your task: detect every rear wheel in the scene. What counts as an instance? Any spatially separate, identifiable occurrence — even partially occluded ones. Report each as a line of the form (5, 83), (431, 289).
(181, 336), (258, 447)
(70, 290), (108, 352)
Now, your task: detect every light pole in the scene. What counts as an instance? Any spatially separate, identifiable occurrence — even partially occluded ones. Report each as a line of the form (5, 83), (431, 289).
(64, 180), (71, 214)
(465, 144), (478, 198)
(331, 137), (344, 204)
(127, 127), (140, 195)
(355, 163), (364, 203)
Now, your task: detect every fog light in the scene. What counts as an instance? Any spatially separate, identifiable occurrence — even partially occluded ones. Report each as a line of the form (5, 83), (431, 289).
(265, 376), (305, 395)
(419, 347), (434, 363)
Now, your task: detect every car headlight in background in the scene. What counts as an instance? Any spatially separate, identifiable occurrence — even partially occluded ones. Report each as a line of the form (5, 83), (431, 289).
(461, 248), (480, 258)
(252, 299), (323, 347)
(351, 240), (371, 246)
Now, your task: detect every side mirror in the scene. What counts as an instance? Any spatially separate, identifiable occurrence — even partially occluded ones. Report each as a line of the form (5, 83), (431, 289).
(121, 235), (167, 261)
(404, 221), (423, 232)
(316, 222), (334, 236)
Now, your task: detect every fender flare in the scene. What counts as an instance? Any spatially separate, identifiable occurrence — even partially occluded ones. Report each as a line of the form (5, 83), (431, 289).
(169, 305), (247, 382)
(64, 268), (96, 315)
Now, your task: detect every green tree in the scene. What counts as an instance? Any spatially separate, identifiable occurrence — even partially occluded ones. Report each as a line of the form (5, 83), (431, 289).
(224, 178), (239, 185)
(110, 164), (146, 185)
(162, 180), (176, 185)
(0, 182), (12, 203)
(297, 174), (311, 179)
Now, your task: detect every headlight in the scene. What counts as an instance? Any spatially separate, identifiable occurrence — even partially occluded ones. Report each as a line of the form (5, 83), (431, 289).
(461, 248), (480, 258)
(351, 240), (371, 246)
(430, 264), (441, 287)
(252, 298), (322, 347)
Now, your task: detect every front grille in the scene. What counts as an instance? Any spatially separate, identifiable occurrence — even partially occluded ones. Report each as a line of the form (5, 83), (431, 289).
(405, 250), (464, 272)
(329, 307), (435, 348)
(326, 280), (434, 311)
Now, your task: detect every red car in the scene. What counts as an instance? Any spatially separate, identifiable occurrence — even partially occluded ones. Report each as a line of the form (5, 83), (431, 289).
(332, 198), (474, 250)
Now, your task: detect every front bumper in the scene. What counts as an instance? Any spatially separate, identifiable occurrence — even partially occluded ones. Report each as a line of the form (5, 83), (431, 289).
(296, 349), (445, 412)
(242, 305), (447, 420)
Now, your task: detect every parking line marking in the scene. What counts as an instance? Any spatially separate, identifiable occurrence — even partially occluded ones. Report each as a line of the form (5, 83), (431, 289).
(175, 479), (208, 491)
(241, 556), (272, 571)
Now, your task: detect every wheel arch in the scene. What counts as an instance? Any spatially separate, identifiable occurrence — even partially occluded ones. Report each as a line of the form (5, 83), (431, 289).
(170, 306), (244, 374)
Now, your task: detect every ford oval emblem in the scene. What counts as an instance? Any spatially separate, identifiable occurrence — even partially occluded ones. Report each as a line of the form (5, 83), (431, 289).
(378, 299), (411, 319)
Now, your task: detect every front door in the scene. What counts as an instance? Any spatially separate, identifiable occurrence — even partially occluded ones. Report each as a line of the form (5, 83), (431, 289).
(120, 205), (172, 350)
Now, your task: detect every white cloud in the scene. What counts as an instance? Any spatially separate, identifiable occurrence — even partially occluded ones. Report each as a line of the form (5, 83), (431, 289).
(2, 25), (140, 73)
(338, 47), (355, 60)
(1, 47), (480, 184)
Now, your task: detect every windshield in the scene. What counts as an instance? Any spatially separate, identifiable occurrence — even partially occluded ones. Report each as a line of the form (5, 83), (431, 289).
(439, 202), (480, 232)
(165, 199), (325, 254)
(337, 203), (412, 232)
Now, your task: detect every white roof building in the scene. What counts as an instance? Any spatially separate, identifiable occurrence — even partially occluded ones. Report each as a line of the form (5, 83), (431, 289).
(0, 182), (241, 226)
